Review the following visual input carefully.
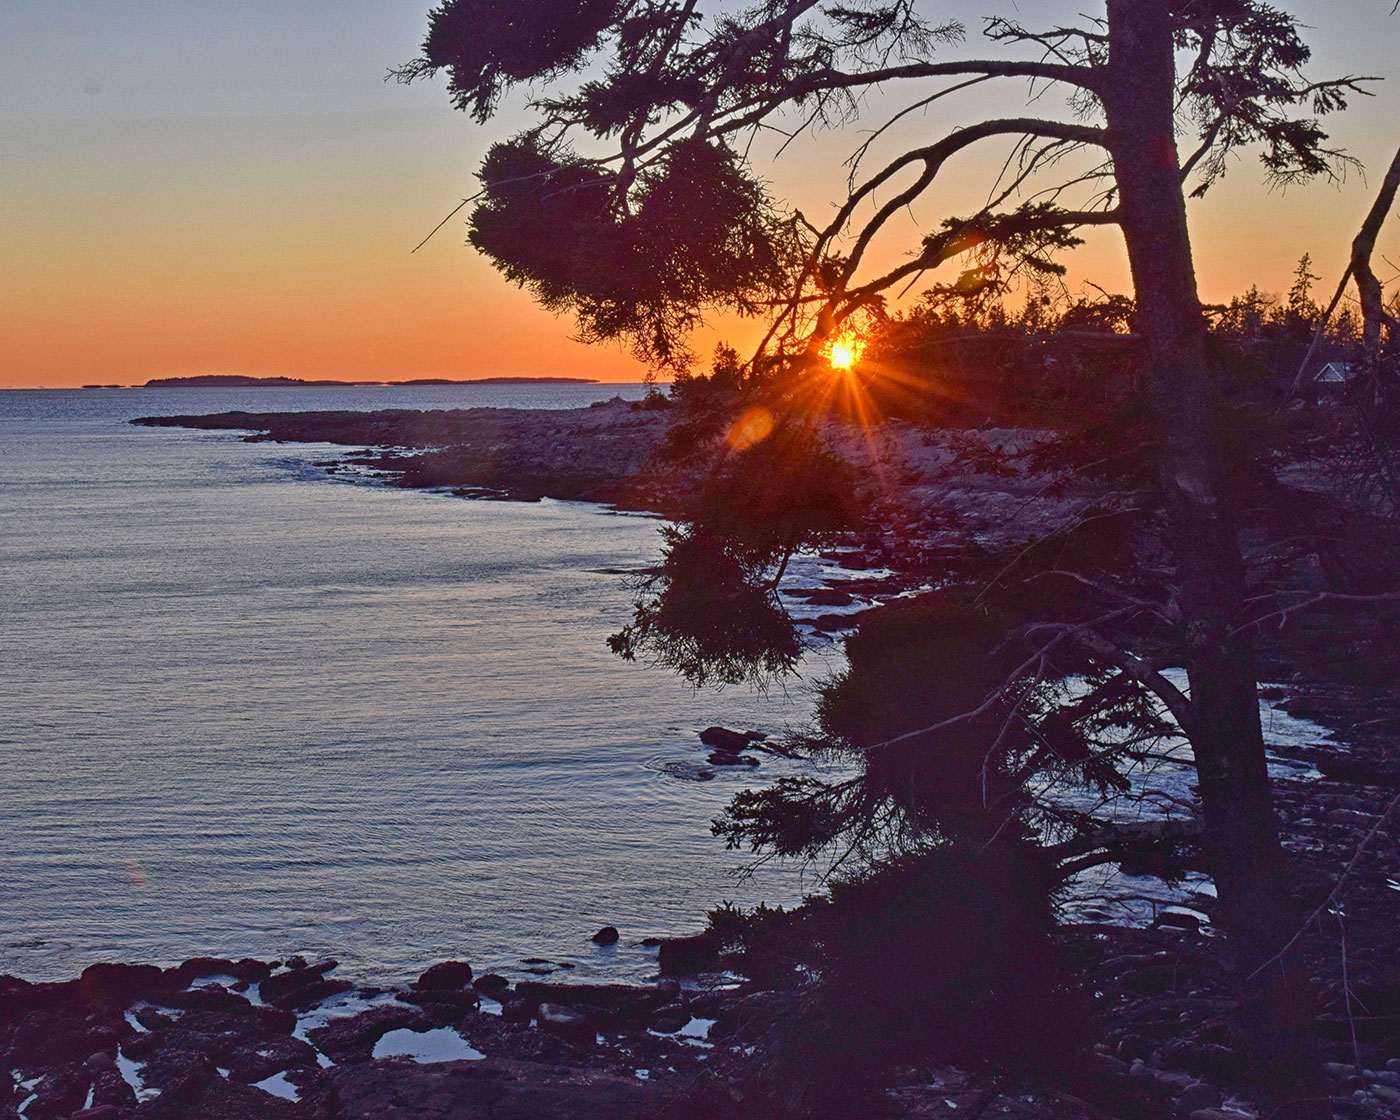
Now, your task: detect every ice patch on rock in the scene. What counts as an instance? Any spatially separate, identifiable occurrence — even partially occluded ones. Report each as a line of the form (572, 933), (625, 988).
(677, 1017), (715, 1041)
(372, 1027), (485, 1063)
(291, 989), (404, 1067)
(254, 1071), (301, 1100)
(116, 1049), (161, 1102)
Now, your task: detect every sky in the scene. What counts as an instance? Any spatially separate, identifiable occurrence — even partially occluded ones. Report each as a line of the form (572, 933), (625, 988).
(1, 0), (1397, 389)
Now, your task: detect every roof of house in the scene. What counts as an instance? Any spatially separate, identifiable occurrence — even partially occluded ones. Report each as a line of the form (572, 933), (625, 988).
(1317, 361), (1358, 382)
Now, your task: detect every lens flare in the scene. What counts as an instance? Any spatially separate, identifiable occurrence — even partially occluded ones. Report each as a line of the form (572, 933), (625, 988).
(725, 406), (775, 451)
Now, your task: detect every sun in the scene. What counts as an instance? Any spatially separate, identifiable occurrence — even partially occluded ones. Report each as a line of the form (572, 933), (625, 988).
(828, 340), (859, 371)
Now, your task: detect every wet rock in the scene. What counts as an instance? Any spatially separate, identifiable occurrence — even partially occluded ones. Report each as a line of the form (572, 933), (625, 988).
(139, 1047), (222, 1110)
(707, 752), (759, 767)
(156, 984), (253, 1014)
(713, 991), (792, 1046)
(71, 1107), (122, 1120)
(648, 1005), (691, 1035)
(91, 1067), (138, 1112)
(165, 958), (272, 988)
(24, 1065), (88, 1120)
(78, 963), (166, 1006)
(537, 1004), (595, 1048)
(1116, 1033), (1151, 1061)
(592, 927), (620, 947)
(1090, 1051), (1128, 1077)
(658, 932), (720, 976)
(1, 996), (110, 1070)
(698, 727), (763, 753)
(225, 1034), (320, 1082)
(473, 974), (511, 1001)
(307, 1004), (433, 1065)
(414, 961), (474, 991)
(1159, 1041), (1245, 1083)
(1176, 1082), (1222, 1115)
(141, 1075), (305, 1119)
(804, 588), (855, 607)
(258, 962), (351, 1011)
(654, 979), (682, 1002)
(512, 982), (651, 1020)
(330, 1056), (658, 1119)
(501, 999), (534, 1025)
(1316, 755), (1400, 787)
(1153, 911), (1202, 934)
(399, 986), (480, 1025)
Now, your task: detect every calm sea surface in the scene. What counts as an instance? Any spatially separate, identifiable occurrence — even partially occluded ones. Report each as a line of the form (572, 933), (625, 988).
(0, 384), (841, 985)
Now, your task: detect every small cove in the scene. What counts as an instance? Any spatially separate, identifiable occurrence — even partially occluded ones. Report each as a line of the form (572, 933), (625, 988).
(0, 384), (845, 985)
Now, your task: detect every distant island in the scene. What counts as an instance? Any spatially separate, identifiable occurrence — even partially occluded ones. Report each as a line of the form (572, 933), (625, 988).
(141, 374), (600, 388)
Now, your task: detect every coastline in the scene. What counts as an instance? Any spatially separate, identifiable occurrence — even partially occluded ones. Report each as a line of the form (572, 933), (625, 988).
(4, 399), (1389, 1117)
(132, 399), (675, 509)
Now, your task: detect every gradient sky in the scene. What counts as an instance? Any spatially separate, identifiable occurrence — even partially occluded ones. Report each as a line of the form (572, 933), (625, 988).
(2, 0), (1397, 388)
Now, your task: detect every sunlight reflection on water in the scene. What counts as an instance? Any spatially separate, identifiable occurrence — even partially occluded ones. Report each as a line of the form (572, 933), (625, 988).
(0, 386), (845, 984)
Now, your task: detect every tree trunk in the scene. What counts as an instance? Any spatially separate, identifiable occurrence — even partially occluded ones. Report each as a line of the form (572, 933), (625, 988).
(1102, 3), (1327, 1115)
(1353, 144), (1400, 396)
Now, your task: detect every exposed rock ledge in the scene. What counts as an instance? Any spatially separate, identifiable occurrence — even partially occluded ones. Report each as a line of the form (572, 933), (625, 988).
(132, 399), (673, 509)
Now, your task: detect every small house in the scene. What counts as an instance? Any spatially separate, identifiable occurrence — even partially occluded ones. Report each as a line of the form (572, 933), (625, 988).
(1315, 361), (1358, 404)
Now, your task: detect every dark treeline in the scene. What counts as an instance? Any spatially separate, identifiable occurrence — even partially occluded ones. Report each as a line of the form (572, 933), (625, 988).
(669, 257), (1390, 430)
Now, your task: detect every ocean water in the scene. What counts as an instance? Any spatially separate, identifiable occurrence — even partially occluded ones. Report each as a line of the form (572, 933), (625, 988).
(0, 384), (843, 985)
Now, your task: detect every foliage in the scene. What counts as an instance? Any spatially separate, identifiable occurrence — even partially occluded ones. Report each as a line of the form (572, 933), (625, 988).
(467, 135), (799, 367)
(608, 419), (865, 684)
(399, 0), (1364, 373)
(677, 848), (1094, 1118)
(713, 534), (1177, 867)
(403, 0), (1380, 1106)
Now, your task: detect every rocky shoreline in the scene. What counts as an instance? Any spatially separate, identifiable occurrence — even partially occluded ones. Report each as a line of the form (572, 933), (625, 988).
(6, 784), (1400, 1120)
(131, 400), (675, 508)
(89, 400), (1400, 1117)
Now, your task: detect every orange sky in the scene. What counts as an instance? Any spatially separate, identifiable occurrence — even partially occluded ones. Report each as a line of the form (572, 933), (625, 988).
(2, 1), (1396, 389)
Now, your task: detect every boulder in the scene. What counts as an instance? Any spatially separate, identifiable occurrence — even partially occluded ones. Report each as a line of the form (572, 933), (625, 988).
(89, 1068), (138, 1112)
(415, 961), (475, 990)
(649, 1004), (691, 1034)
(258, 961), (351, 1011)
(77, 963), (166, 1005)
(657, 933), (720, 976)
(501, 999), (534, 1025)
(473, 974), (511, 1001)
(591, 927), (620, 947)
(156, 984), (254, 1014)
(537, 1004), (595, 1048)
(707, 752), (759, 767)
(805, 588), (855, 606)
(698, 727), (762, 753)
(1177, 1082), (1222, 1115)
(400, 985), (480, 1025)
(165, 958), (272, 988)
